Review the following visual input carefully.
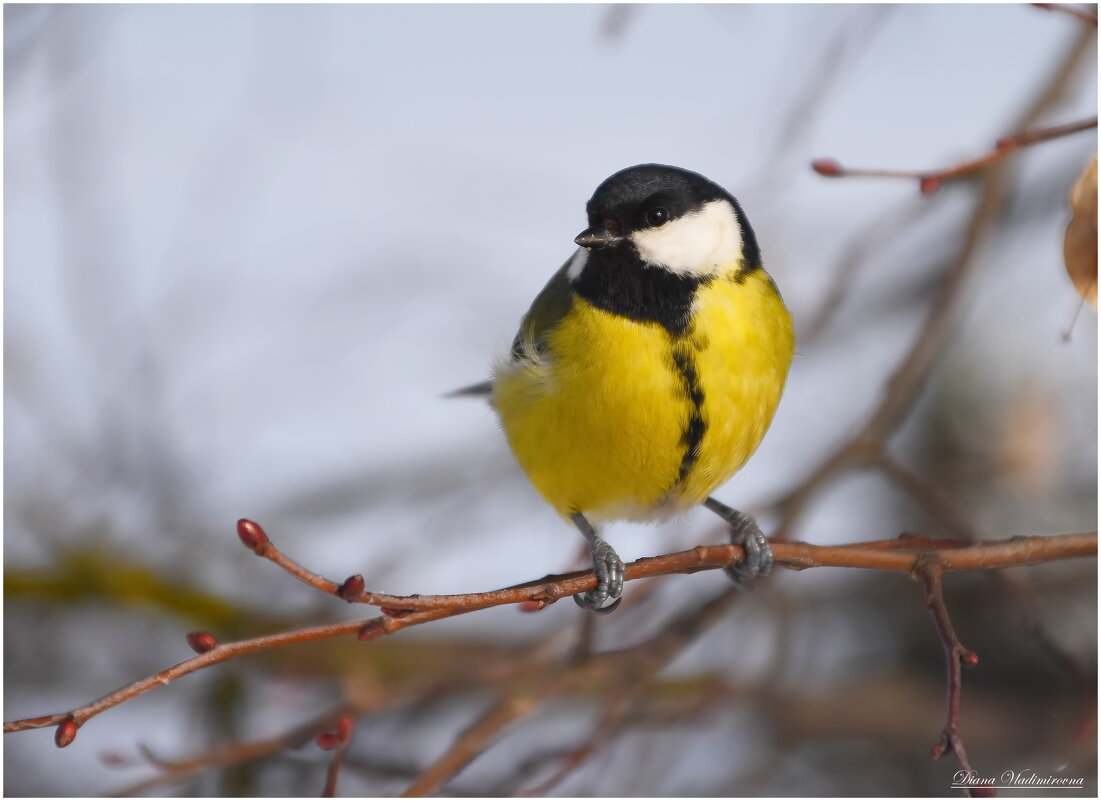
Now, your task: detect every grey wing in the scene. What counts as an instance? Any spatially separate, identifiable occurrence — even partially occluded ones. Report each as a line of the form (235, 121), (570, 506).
(509, 257), (575, 362)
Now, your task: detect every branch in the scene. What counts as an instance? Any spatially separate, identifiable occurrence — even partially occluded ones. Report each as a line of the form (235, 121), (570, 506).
(913, 557), (989, 797)
(5, 526), (1094, 748)
(811, 116), (1097, 193)
(238, 519), (1096, 610)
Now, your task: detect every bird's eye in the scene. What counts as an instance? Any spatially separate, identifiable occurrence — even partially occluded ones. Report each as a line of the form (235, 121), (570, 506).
(645, 207), (670, 227)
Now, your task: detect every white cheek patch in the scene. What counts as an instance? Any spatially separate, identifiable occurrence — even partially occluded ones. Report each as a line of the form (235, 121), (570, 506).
(566, 247), (590, 280)
(630, 199), (744, 277)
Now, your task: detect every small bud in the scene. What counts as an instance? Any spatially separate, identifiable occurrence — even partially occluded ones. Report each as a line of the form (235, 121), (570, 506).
(961, 651), (979, 668)
(919, 175), (942, 195)
(811, 158), (843, 177)
(338, 575), (365, 602)
(519, 600), (546, 613)
(358, 622), (384, 642)
(237, 519), (269, 552)
(994, 136), (1013, 150)
(316, 732), (338, 751)
(186, 631), (219, 654)
(55, 718), (78, 748)
(336, 715), (354, 743)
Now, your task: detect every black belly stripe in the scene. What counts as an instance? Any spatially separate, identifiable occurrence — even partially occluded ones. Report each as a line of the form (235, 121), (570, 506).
(669, 338), (706, 488)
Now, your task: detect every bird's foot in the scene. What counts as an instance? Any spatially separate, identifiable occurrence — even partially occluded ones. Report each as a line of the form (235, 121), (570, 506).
(570, 515), (624, 614)
(703, 498), (773, 590)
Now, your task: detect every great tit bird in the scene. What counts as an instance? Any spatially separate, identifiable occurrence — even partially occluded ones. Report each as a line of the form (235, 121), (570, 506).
(462, 164), (794, 613)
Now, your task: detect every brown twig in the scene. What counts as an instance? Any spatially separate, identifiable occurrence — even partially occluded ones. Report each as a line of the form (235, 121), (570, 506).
(4, 620), (366, 736)
(240, 519), (1098, 611)
(811, 116), (1097, 194)
(912, 557), (986, 796)
(5, 530), (1094, 747)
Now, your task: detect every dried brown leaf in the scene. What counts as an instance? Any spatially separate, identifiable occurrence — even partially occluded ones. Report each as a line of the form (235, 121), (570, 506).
(1064, 156), (1097, 306)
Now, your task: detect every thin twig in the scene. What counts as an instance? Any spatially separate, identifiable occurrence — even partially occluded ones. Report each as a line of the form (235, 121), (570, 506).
(238, 519), (1097, 611)
(912, 557), (986, 796)
(4, 620), (366, 735)
(812, 116), (1097, 193)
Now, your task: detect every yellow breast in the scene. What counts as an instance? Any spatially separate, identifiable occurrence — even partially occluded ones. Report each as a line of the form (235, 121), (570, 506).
(493, 268), (794, 523)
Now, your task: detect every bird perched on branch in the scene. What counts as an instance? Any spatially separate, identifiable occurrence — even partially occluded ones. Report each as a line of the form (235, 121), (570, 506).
(456, 164), (794, 613)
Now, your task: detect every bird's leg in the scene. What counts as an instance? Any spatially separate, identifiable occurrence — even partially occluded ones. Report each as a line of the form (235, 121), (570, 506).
(570, 513), (624, 614)
(703, 497), (773, 588)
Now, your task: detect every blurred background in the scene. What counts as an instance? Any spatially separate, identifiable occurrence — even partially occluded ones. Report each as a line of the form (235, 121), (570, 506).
(4, 4), (1096, 796)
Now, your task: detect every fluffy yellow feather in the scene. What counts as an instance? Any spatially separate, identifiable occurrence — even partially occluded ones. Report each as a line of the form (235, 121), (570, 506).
(494, 268), (793, 523)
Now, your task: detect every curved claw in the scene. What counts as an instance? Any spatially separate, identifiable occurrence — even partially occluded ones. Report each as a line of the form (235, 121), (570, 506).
(703, 498), (773, 590)
(573, 593), (623, 615)
(569, 514), (625, 614)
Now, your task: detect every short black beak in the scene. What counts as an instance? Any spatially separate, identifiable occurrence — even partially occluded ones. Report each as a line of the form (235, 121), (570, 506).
(574, 226), (618, 250)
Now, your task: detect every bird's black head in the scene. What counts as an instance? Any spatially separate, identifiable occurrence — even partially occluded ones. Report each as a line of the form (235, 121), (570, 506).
(573, 164), (760, 275)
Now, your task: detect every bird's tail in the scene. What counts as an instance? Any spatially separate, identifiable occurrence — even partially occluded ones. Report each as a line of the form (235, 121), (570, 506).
(443, 379), (494, 398)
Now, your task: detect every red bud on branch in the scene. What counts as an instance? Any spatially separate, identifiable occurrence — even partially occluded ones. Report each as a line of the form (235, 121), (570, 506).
(811, 158), (843, 177)
(237, 519), (269, 553)
(55, 718), (78, 748)
(186, 632), (219, 654)
(919, 176), (942, 195)
(338, 575), (365, 602)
